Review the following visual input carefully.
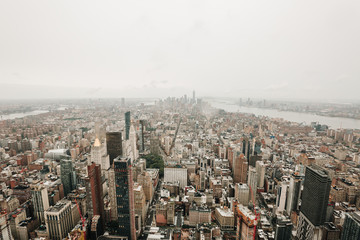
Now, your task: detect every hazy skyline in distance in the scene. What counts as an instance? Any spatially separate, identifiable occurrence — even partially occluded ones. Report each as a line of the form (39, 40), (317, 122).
(1, 0), (359, 101)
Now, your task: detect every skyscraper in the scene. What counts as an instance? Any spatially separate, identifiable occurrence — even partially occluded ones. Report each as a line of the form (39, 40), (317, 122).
(125, 111), (131, 140)
(297, 165), (331, 239)
(286, 173), (303, 215)
(108, 168), (117, 221)
(114, 157), (136, 240)
(91, 138), (110, 171)
(301, 165), (331, 226)
(255, 161), (265, 189)
(106, 132), (122, 166)
(233, 152), (248, 184)
(129, 123), (138, 161)
(139, 120), (145, 152)
(341, 211), (360, 240)
(88, 163), (105, 233)
(247, 166), (257, 203)
(31, 182), (49, 223)
(60, 159), (77, 196)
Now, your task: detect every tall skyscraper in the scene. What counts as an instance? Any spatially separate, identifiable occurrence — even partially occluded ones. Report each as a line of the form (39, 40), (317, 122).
(286, 173), (303, 215)
(129, 124), (138, 161)
(297, 165), (331, 240)
(139, 120), (145, 152)
(91, 138), (110, 171)
(275, 181), (289, 214)
(60, 159), (77, 196)
(233, 152), (248, 184)
(255, 161), (265, 189)
(31, 182), (49, 223)
(108, 168), (117, 221)
(247, 166), (257, 203)
(114, 157), (136, 240)
(125, 111), (131, 140)
(106, 132), (122, 166)
(341, 212), (360, 240)
(242, 138), (250, 160)
(88, 163), (105, 233)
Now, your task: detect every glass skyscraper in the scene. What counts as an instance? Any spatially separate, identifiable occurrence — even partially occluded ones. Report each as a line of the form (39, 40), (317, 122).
(114, 157), (136, 240)
(60, 159), (77, 196)
(125, 111), (130, 140)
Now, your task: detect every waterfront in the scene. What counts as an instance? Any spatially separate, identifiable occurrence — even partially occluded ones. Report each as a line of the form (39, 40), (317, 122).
(0, 110), (49, 120)
(210, 100), (360, 130)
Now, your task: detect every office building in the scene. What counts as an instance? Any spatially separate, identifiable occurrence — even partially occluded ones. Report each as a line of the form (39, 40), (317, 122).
(274, 217), (292, 240)
(286, 173), (303, 215)
(60, 159), (77, 196)
(164, 167), (188, 188)
(129, 124), (138, 161)
(297, 165), (331, 240)
(275, 181), (289, 214)
(188, 205), (211, 227)
(322, 222), (340, 240)
(139, 120), (145, 152)
(301, 165), (331, 226)
(233, 152), (248, 184)
(341, 211), (360, 240)
(88, 163), (105, 233)
(133, 183), (147, 226)
(30, 182), (49, 224)
(114, 157), (136, 240)
(125, 111), (130, 140)
(45, 199), (75, 240)
(90, 138), (110, 171)
(215, 208), (234, 230)
(234, 183), (249, 206)
(247, 166), (257, 203)
(106, 132), (123, 166)
(255, 161), (265, 189)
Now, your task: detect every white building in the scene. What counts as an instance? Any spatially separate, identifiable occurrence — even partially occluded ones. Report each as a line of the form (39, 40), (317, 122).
(45, 200), (75, 240)
(164, 167), (188, 188)
(31, 182), (50, 224)
(255, 161), (265, 189)
(276, 181), (289, 214)
(90, 138), (110, 171)
(247, 167), (257, 203)
(234, 183), (250, 206)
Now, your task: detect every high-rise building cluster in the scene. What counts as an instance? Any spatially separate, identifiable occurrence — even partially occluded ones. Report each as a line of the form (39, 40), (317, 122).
(0, 96), (359, 239)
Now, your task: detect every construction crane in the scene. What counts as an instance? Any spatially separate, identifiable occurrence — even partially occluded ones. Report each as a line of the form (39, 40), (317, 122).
(249, 185), (260, 240)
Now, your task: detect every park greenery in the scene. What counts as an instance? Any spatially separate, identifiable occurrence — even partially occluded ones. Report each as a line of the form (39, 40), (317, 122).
(142, 153), (164, 177)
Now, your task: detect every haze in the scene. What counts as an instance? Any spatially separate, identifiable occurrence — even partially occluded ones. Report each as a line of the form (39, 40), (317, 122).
(1, 0), (359, 101)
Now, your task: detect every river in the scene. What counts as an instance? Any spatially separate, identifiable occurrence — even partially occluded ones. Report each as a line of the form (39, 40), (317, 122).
(0, 110), (49, 120)
(209, 100), (360, 130)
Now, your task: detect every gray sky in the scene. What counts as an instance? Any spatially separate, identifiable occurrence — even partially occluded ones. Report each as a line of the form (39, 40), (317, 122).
(1, 0), (360, 100)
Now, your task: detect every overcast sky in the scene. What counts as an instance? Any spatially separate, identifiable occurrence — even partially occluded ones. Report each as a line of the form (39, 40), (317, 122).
(0, 0), (359, 100)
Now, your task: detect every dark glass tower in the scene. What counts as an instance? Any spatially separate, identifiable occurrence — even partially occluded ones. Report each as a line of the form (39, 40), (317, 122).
(60, 159), (77, 196)
(106, 132), (122, 165)
(301, 165), (331, 226)
(275, 218), (292, 240)
(125, 111), (130, 140)
(114, 157), (136, 240)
